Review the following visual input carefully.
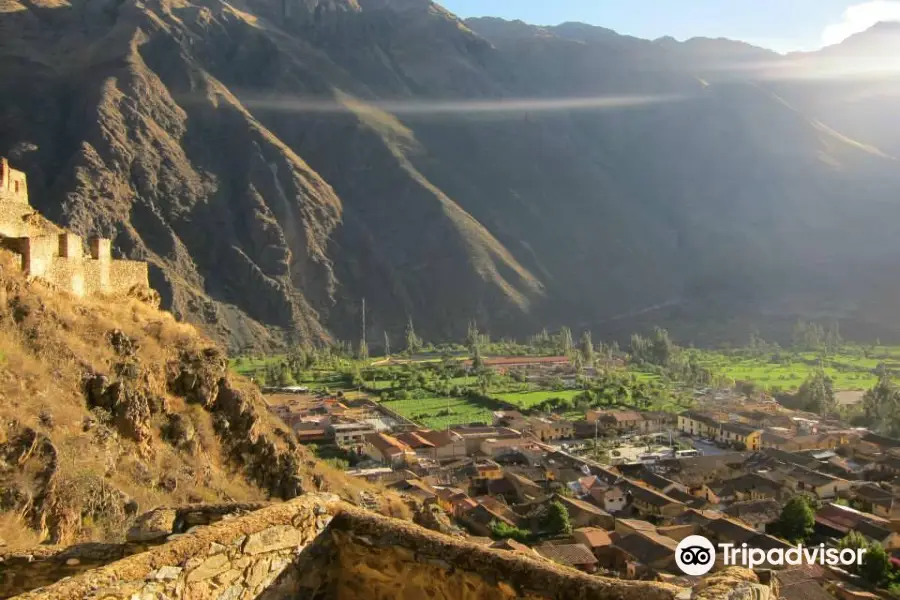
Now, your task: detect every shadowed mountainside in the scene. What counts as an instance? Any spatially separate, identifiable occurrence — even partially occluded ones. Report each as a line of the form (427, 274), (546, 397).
(3, 0), (900, 348)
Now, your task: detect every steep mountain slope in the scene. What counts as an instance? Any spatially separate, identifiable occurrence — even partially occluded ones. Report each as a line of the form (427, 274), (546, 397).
(2, 0), (900, 348)
(0, 248), (401, 551)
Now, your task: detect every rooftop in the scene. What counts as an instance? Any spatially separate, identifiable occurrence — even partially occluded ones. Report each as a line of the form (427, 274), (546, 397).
(573, 527), (613, 548)
(535, 543), (598, 567)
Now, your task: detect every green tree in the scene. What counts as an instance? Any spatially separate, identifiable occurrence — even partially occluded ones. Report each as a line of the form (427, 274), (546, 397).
(489, 520), (530, 543)
(795, 368), (835, 415)
(774, 496), (815, 543)
(863, 373), (900, 436)
(558, 327), (574, 356)
(580, 331), (594, 367)
(838, 531), (869, 574)
(544, 500), (572, 535)
(861, 542), (891, 586)
(405, 317), (422, 354)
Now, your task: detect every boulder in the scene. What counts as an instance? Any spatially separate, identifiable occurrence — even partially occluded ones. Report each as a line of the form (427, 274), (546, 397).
(127, 508), (177, 542)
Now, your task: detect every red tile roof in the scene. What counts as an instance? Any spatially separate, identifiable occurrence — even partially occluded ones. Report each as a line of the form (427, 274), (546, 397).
(365, 432), (414, 457)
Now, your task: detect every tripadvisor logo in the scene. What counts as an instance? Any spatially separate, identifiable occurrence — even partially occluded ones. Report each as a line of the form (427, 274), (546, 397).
(675, 535), (867, 576)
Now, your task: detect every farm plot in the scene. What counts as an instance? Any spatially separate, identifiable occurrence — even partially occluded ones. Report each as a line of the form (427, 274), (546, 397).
(380, 396), (493, 429)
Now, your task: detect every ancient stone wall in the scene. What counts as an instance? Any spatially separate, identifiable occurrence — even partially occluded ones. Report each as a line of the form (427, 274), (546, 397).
(0, 158), (150, 298)
(10, 495), (722, 600)
(0, 159), (28, 205)
(44, 256), (86, 296)
(0, 202), (38, 238)
(108, 260), (150, 295)
(10, 496), (340, 600)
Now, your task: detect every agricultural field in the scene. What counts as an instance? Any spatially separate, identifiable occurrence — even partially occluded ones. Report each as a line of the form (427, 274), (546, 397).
(690, 346), (900, 392)
(493, 389), (586, 410)
(379, 396), (494, 429)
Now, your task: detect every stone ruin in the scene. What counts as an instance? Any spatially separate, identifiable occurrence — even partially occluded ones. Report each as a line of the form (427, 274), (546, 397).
(0, 158), (148, 297)
(3, 494), (772, 600)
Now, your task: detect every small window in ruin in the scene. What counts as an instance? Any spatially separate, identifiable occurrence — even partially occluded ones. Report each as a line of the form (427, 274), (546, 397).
(14, 181), (19, 193)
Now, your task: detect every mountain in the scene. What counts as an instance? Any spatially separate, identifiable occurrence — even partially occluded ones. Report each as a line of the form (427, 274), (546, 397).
(2, 0), (900, 349)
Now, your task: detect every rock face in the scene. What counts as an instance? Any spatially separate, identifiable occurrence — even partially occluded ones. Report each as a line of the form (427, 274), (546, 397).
(4, 0), (900, 348)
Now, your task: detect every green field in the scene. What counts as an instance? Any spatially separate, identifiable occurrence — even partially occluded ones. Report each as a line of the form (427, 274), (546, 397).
(493, 389), (586, 410)
(380, 396), (493, 429)
(691, 349), (900, 392)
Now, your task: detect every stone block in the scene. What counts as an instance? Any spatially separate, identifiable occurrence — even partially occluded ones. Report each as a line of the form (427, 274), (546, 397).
(127, 509), (177, 542)
(152, 566), (183, 581)
(242, 526), (304, 555)
(186, 553), (230, 583)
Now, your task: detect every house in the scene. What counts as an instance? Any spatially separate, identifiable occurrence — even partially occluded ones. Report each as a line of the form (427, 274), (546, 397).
(784, 467), (850, 499)
(293, 427), (330, 444)
(536, 543), (599, 573)
(718, 422), (762, 451)
(581, 479), (628, 513)
(363, 432), (417, 467)
(853, 433), (900, 461)
(452, 426), (522, 454)
(852, 483), (900, 518)
(633, 469), (686, 496)
(504, 471), (546, 503)
(701, 516), (760, 545)
(395, 431), (436, 455)
(678, 411), (721, 438)
(490, 538), (538, 556)
(641, 412), (670, 433)
(572, 527), (613, 562)
(459, 500), (517, 536)
(434, 487), (475, 518)
(666, 488), (707, 510)
(589, 410), (644, 432)
(725, 499), (782, 532)
(465, 356), (571, 374)
(330, 422), (376, 448)
(612, 532), (678, 575)
(492, 410), (530, 432)
(388, 478), (436, 501)
(400, 429), (466, 461)
(615, 519), (658, 538)
(626, 484), (687, 522)
(464, 459), (505, 484)
(706, 473), (781, 504)
(531, 417), (574, 442)
(556, 495), (614, 530)
(815, 503), (900, 549)
(476, 496), (522, 527)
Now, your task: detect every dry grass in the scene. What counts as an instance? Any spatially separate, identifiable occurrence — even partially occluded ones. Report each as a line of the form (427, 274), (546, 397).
(0, 512), (41, 550)
(0, 255), (268, 545)
(0, 254), (416, 547)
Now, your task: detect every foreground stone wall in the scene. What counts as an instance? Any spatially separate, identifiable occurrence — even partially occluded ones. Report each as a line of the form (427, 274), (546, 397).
(11, 496), (340, 600)
(11, 494), (712, 600)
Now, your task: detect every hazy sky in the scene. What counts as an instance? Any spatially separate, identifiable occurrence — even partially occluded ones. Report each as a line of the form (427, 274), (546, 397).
(440, 0), (900, 52)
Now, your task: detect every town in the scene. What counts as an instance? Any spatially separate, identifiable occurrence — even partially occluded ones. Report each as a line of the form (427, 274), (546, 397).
(254, 346), (900, 600)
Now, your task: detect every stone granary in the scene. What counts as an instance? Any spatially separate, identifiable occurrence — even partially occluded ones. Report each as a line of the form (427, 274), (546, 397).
(0, 158), (148, 297)
(6, 494), (772, 600)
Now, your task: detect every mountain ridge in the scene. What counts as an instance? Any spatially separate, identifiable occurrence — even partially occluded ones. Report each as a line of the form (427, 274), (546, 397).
(3, 0), (900, 348)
